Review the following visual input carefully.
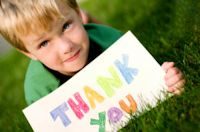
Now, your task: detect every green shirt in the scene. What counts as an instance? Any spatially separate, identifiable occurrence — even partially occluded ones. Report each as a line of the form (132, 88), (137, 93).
(24, 24), (123, 105)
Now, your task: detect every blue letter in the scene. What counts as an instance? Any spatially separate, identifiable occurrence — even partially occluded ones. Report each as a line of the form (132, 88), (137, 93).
(114, 54), (138, 84)
(50, 102), (71, 127)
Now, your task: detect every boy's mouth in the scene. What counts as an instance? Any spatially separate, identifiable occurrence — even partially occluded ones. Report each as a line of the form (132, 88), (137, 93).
(63, 50), (80, 63)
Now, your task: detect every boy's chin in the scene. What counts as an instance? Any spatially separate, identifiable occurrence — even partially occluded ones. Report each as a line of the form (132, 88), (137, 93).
(62, 65), (86, 76)
(60, 59), (88, 76)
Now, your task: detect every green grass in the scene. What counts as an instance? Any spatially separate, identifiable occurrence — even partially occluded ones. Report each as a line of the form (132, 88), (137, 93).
(0, 0), (199, 131)
(0, 51), (31, 131)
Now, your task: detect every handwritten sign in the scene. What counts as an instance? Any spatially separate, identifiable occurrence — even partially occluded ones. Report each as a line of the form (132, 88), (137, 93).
(23, 31), (169, 132)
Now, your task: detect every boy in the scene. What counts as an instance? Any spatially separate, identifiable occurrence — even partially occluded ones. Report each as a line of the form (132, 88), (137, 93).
(0, 0), (185, 105)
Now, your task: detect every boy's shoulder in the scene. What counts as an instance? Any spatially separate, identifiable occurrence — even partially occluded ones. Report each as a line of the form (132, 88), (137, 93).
(84, 23), (124, 49)
(24, 60), (59, 105)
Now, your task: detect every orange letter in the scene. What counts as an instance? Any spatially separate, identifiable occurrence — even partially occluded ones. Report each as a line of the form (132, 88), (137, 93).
(119, 94), (137, 113)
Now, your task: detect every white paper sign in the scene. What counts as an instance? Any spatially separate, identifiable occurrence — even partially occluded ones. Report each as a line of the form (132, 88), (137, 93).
(23, 31), (169, 132)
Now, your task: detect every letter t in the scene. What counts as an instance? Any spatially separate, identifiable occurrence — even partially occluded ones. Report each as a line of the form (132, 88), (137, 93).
(50, 102), (71, 127)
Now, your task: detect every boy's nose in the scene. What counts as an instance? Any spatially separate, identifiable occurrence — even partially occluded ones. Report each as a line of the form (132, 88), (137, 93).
(55, 37), (74, 54)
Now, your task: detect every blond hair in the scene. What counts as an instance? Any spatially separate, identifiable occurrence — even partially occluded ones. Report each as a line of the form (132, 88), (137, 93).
(0, 0), (78, 52)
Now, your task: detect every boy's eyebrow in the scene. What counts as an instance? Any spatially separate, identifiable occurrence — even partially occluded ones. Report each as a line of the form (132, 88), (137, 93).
(32, 15), (70, 44)
(32, 20), (62, 43)
(34, 34), (46, 43)
(32, 33), (48, 46)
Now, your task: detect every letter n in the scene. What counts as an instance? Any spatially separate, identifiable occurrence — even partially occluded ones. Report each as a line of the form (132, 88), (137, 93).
(97, 66), (122, 97)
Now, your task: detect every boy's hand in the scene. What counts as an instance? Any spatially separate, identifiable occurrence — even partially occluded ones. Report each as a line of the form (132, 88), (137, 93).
(162, 62), (185, 95)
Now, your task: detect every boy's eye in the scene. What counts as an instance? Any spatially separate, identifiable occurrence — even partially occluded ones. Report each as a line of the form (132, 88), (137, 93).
(39, 41), (48, 48)
(62, 22), (71, 32)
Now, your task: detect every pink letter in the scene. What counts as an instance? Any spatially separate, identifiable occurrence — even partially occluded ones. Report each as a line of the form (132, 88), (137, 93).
(68, 92), (89, 119)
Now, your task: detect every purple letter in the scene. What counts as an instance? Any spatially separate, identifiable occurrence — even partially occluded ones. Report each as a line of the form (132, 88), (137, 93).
(107, 107), (123, 123)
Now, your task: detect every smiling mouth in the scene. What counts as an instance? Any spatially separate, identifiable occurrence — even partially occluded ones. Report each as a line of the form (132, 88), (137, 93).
(64, 50), (80, 63)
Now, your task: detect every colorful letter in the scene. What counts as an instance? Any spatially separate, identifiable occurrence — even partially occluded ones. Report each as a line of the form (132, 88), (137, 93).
(119, 94), (137, 113)
(114, 54), (138, 84)
(97, 66), (122, 97)
(84, 86), (105, 109)
(90, 112), (106, 132)
(50, 102), (71, 127)
(107, 107), (123, 123)
(68, 92), (89, 119)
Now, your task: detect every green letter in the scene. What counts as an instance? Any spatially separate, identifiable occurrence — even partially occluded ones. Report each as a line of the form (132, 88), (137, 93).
(90, 112), (106, 132)
(97, 66), (122, 97)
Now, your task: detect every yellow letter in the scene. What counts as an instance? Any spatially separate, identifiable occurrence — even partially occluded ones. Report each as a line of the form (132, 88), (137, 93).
(84, 86), (105, 109)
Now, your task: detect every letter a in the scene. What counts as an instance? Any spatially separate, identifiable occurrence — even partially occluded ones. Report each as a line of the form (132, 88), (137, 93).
(84, 86), (105, 109)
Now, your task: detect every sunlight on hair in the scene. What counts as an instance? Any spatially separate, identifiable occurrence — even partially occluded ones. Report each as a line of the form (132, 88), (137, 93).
(0, 0), (78, 51)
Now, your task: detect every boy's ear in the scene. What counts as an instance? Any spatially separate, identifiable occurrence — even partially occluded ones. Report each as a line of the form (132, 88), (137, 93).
(18, 50), (38, 60)
(79, 9), (89, 24)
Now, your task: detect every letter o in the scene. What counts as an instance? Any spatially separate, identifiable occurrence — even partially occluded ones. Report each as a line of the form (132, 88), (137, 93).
(107, 107), (123, 123)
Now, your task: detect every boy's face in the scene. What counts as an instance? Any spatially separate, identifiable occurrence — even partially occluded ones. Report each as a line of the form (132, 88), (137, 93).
(20, 4), (90, 76)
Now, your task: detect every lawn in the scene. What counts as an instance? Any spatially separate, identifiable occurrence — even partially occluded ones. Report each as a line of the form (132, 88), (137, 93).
(0, 0), (199, 131)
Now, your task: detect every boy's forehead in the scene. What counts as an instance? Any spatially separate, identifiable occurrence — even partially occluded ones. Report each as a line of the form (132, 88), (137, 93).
(22, 9), (74, 45)
(26, 18), (64, 43)
(18, 0), (79, 44)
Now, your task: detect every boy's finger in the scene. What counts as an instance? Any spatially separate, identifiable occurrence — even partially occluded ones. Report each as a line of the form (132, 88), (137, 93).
(165, 67), (181, 80)
(175, 79), (186, 90)
(165, 72), (183, 87)
(161, 62), (175, 72)
(167, 79), (185, 92)
(173, 88), (184, 95)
